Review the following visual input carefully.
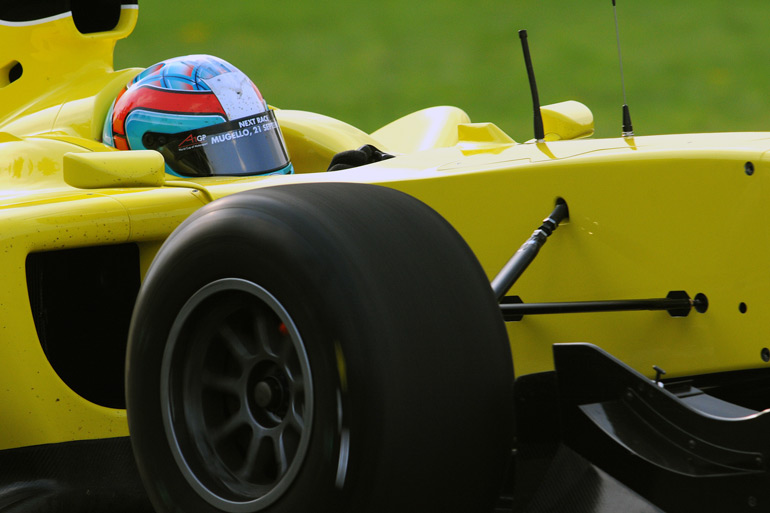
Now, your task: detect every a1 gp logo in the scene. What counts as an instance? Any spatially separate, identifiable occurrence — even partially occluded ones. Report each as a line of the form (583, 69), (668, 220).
(178, 133), (207, 149)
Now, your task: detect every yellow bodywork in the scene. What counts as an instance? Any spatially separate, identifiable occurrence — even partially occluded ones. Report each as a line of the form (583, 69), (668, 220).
(1, 6), (769, 452)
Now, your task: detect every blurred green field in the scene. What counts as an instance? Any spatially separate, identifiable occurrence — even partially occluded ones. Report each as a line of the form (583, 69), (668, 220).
(115, 1), (770, 140)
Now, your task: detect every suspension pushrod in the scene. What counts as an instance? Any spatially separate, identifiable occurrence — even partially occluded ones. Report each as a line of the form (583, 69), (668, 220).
(491, 200), (568, 302)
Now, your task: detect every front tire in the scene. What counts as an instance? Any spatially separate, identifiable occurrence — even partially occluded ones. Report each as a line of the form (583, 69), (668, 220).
(126, 183), (514, 513)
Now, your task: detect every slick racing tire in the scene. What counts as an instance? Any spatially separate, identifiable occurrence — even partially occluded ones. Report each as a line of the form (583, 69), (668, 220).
(126, 183), (514, 513)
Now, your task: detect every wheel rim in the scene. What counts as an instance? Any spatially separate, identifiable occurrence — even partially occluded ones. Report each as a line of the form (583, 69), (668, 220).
(161, 278), (314, 512)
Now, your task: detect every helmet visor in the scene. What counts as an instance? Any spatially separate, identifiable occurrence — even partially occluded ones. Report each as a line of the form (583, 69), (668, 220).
(143, 110), (291, 177)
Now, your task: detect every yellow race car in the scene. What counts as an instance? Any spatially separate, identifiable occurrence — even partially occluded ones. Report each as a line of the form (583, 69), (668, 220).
(2, 2), (768, 513)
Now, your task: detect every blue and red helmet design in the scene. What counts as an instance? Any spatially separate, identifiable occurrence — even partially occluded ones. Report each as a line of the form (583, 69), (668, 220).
(103, 55), (292, 177)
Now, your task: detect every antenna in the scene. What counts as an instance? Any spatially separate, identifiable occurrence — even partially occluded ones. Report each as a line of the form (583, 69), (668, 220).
(519, 29), (545, 142)
(612, 0), (634, 137)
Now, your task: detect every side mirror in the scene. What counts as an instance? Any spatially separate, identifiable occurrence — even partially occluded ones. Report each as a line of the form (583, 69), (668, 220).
(64, 150), (166, 189)
(540, 100), (594, 141)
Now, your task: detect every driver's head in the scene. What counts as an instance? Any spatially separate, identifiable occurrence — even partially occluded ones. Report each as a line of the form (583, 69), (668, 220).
(103, 54), (293, 177)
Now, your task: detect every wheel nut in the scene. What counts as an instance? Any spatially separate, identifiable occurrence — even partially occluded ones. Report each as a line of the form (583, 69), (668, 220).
(254, 381), (273, 408)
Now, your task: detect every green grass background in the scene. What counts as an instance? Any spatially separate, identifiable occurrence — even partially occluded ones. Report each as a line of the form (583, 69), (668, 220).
(115, 1), (770, 141)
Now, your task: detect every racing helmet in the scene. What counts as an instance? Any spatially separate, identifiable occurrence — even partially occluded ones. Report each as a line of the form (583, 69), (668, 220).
(103, 55), (293, 177)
